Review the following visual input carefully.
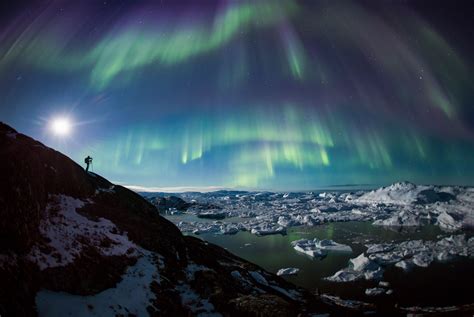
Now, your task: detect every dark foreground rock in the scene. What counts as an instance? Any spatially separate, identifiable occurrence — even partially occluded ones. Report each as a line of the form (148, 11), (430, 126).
(0, 123), (350, 316)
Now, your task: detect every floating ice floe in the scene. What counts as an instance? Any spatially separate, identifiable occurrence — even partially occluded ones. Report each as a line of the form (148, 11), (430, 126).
(378, 281), (390, 288)
(163, 182), (474, 237)
(400, 303), (474, 314)
(292, 239), (352, 258)
(276, 267), (300, 276)
(365, 280), (393, 296)
(372, 209), (421, 227)
(325, 234), (473, 282)
(197, 211), (227, 220)
(320, 294), (375, 310)
(250, 224), (286, 236)
(179, 222), (244, 235)
(325, 253), (383, 282)
(365, 287), (387, 296)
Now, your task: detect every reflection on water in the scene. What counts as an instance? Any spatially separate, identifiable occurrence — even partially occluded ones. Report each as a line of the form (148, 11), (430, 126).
(167, 218), (474, 307)
(195, 222), (443, 290)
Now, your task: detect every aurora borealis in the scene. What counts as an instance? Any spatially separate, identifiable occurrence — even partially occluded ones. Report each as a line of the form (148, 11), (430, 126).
(1, 0), (473, 190)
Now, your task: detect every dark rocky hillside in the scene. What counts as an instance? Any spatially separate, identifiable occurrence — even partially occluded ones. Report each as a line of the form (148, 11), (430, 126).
(0, 123), (349, 316)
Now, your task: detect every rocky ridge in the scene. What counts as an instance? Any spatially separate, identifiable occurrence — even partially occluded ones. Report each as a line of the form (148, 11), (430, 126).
(0, 123), (340, 316)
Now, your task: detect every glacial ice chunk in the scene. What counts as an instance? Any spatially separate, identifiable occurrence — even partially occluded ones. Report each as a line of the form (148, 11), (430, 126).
(395, 259), (414, 272)
(372, 210), (421, 227)
(378, 281), (390, 288)
(276, 267), (300, 276)
(365, 287), (386, 296)
(325, 253), (383, 282)
(250, 224), (286, 236)
(291, 238), (352, 259)
(436, 212), (462, 231)
(412, 252), (433, 267)
(349, 253), (374, 271)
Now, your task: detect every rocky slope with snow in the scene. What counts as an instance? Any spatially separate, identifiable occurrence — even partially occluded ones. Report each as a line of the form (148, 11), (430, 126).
(0, 123), (340, 316)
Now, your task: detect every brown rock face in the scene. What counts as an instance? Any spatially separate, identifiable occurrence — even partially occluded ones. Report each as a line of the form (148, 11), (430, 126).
(0, 123), (336, 316)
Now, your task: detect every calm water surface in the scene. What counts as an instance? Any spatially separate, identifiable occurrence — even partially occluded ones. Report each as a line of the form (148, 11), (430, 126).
(166, 217), (474, 307)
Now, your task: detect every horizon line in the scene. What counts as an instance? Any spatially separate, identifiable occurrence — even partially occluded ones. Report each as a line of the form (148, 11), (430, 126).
(121, 183), (383, 193)
(119, 181), (474, 194)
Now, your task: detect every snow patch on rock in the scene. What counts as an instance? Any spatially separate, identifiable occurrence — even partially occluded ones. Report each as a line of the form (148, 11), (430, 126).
(185, 263), (213, 281)
(176, 283), (222, 317)
(36, 253), (160, 316)
(28, 195), (139, 270)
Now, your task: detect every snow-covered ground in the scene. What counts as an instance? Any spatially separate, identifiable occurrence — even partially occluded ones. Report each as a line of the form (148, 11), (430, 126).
(36, 252), (160, 316)
(25, 194), (309, 316)
(28, 195), (140, 270)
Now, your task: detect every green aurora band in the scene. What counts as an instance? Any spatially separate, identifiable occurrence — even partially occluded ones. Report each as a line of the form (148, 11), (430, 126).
(1, 0), (473, 190)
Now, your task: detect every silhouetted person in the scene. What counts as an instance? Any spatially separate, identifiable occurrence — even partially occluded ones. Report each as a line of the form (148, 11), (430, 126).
(84, 156), (93, 172)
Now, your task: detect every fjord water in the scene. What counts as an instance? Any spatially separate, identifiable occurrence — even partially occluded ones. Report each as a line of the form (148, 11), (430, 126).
(166, 216), (474, 307)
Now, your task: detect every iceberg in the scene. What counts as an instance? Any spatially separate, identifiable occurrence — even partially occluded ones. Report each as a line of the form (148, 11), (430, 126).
(318, 239), (353, 252)
(250, 224), (286, 236)
(320, 294), (375, 310)
(356, 181), (426, 205)
(197, 211), (227, 220)
(276, 267), (300, 276)
(365, 287), (386, 296)
(325, 253), (383, 282)
(349, 253), (378, 271)
(378, 281), (390, 288)
(412, 252), (433, 267)
(292, 242), (327, 258)
(325, 269), (363, 282)
(436, 212), (462, 231)
(162, 183), (474, 237)
(291, 238), (352, 259)
(327, 235), (473, 281)
(394, 259), (414, 272)
(372, 210), (421, 227)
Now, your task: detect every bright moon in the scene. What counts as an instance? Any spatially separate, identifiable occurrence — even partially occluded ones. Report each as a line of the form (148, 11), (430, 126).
(50, 117), (72, 136)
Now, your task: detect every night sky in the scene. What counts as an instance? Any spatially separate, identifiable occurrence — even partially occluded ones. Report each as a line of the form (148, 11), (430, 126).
(1, 0), (473, 191)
